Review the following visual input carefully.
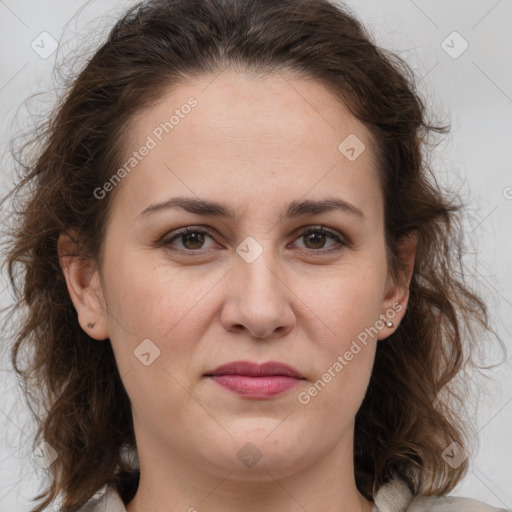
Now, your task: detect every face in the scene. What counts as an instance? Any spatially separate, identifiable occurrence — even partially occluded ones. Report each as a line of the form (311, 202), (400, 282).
(62, 69), (413, 483)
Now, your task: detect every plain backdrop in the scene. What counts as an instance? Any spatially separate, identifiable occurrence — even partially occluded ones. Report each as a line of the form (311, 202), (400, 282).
(0, 1), (511, 510)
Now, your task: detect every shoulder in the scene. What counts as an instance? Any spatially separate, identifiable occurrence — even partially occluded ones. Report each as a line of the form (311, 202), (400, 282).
(407, 495), (510, 512)
(70, 476), (511, 512)
(372, 476), (511, 512)
(75, 485), (127, 512)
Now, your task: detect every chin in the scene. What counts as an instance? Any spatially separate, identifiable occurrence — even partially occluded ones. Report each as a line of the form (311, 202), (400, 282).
(196, 428), (313, 480)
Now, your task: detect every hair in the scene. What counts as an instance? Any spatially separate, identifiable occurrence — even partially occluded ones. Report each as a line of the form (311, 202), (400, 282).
(1, 0), (502, 510)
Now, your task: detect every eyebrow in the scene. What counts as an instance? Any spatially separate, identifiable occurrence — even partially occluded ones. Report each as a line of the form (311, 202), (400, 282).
(136, 196), (365, 221)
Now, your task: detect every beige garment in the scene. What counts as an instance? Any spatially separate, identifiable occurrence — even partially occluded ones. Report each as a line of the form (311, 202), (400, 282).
(370, 476), (510, 512)
(77, 475), (511, 511)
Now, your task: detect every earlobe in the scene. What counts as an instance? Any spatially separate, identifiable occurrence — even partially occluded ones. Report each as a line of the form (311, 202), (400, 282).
(379, 231), (418, 340)
(57, 231), (109, 340)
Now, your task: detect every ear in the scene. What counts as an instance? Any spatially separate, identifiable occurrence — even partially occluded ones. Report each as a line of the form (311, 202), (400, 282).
(378, 231), (418, 340)
(57, 231), (110, 340)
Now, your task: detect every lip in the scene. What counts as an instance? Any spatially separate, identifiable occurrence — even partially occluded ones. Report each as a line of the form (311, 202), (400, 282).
(206, 361), (304, 378)
(204, 361), (305, 398)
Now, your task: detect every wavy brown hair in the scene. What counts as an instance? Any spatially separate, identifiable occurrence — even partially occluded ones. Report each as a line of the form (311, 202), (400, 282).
(1, 0), (502, 510)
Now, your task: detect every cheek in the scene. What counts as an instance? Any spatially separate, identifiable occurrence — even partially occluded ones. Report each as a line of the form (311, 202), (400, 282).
(297, 276), (379, 432)
(297, 261), (386, 341)
(104, 251), (207, 335)
(292, 261), (384, 404)
(100, 252), (205, 380)
(103, 256), (208, 415)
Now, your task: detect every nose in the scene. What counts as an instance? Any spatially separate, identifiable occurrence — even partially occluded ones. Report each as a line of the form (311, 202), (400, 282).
(220, 246), (296, 340)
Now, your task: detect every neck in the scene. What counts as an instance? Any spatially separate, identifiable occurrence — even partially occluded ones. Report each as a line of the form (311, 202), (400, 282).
(125, 429), (374, 512)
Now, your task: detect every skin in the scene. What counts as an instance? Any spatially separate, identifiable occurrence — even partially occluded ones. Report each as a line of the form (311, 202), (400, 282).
(59, 69), (416, 512)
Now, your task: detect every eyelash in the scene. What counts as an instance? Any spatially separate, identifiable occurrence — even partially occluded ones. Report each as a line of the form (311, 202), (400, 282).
(159, 225), (351, 256)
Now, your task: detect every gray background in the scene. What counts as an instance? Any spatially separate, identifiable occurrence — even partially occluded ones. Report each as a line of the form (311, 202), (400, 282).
(0, 1), (511, 510)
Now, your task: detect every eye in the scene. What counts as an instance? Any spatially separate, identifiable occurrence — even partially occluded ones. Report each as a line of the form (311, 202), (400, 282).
(161, 226), (218, 252)
(290, 225), (349, 253)
(160, 225), (350, 255)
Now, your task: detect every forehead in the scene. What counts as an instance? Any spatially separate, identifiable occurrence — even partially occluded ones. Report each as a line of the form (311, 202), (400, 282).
(135, 69), (371, 155)
(114, 69), (382, 223)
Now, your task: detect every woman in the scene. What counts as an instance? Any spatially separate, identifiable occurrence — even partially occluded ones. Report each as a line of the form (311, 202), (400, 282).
(2, 0), (509, 511)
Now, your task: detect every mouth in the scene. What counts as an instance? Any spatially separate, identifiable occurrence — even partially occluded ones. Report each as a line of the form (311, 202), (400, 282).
(204, 361), (305, 398)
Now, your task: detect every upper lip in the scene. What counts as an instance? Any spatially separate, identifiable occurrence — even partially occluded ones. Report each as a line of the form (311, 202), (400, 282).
(205, 361), (304, 379)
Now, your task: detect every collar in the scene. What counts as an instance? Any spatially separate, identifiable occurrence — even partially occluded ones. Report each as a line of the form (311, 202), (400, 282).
(371, 476), (414, 512)
(86, 475), (414, 512)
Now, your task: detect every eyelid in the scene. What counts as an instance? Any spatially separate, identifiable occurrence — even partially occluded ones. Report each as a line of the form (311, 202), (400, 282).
(290, 225), (352, 255)
(159, 225), (221, 247)
(159, 224), (352, 253)
(291, 224), (350, 245)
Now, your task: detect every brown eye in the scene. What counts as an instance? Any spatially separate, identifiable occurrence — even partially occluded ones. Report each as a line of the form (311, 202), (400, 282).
(179, 231), (207, 250)
(292, 226), (349, 253)
(162, 227), (217, 252)
(302, 231), (329, 250)
(160, 225), (349, 256)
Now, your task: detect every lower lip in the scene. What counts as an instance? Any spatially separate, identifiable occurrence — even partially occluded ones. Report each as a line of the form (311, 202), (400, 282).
(208, 375), (302, 398)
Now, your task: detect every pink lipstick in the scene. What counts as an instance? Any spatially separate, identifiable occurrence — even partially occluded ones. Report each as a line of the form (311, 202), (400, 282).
(205, 361), (304, 398)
